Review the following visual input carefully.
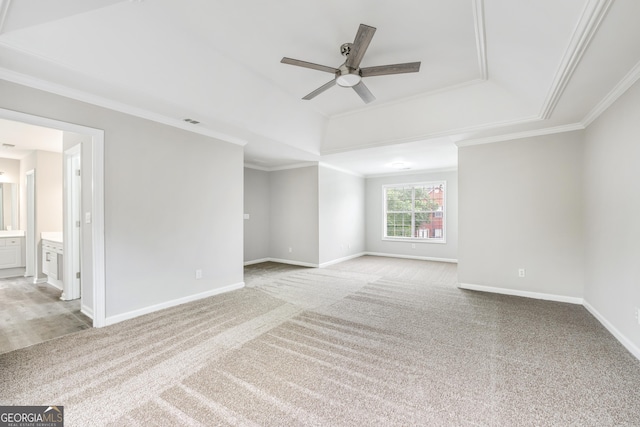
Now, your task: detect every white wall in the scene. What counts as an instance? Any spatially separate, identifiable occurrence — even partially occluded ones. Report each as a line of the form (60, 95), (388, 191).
(365, 170), (458, 262)
(318, 165), (365, 265)
(2, 80), (244, 321)
(20, 150), (63, 280)
(244, 167), (270, 263)
(458, 131), (585, 299)
(269, 165), (319, 265)
(583, 79), (640, 354)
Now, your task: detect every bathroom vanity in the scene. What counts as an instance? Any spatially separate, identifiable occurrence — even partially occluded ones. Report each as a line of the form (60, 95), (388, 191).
(0, 230), (25, 271)
(42, 232), (63, 289)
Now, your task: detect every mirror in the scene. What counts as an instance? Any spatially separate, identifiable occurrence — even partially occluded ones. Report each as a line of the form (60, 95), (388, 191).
(0, 183), (19, 231)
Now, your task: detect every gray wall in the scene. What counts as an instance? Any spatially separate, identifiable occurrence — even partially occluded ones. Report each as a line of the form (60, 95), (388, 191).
(269, 165), (319, 265)
(365, 170), (458, 261)
(458, 131), (585, 298)
(318, 165), (365, 265)
(244, 167), (270, 263)
(583, 79), (640, 351)
(2, 80), (244, 319)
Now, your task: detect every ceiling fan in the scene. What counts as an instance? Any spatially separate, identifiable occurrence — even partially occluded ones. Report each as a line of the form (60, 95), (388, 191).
(281, 24), (421, 104)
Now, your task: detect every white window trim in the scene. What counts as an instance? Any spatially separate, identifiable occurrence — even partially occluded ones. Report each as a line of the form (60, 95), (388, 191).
(382, 181), (447, 244)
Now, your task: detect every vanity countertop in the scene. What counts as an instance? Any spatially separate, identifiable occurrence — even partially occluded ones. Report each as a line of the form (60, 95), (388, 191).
(41, 232), (63, 243)
(0, 230), (25, 238)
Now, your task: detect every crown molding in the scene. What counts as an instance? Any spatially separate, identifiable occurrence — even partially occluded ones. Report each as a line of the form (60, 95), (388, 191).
(455, 123), (585, 148)
(581, 59), (640, 127)
(243, 163), (270, 171)
(0, 67), (248, 147)
(318, 162), (363, 178)
(539, 0), (614, 120)
(472, 0), (488, 80)
(366, 166), (457, 179)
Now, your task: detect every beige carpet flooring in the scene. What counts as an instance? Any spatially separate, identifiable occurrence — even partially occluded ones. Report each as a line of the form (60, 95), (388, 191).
(1, 256), (639, 426)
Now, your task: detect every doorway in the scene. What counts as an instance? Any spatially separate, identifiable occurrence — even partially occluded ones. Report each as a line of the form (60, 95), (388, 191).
(0, 108), (105, 327)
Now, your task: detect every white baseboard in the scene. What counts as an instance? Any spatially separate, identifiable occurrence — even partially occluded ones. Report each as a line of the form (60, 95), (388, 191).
(365, 252), (458, 264)
(583, 300), (640, 361)
(458, 282), (584, 305)
(267, 258), (319, 268)
(319, 252), (367, 268)
(244, 258), (270, 266)
(104, 282), (245, 326)
(81, 305), (94, 320)
(244, 257), (318, 267)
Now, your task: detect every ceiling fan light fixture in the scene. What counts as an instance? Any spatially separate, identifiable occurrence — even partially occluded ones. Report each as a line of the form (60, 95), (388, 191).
(336, 73), (361, 87)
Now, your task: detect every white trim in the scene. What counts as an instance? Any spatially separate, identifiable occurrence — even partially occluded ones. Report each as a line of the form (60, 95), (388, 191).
(539, 0), (614, 119)
(318, 162), (363, 178)
(365, 252), (457, 264)
(472, 0), (488, 80)
(243, 163), (270, 172)
(81, 304), (93, 320)
(457, 282), (584, 305)
(0, 67), (247, 147)
(319, 252), (366, 268)
(583, 300), (640, 361)
(582, 59), (640, 127)
(244, 258), (271, 266)
(0, 107), (107, 328)
(33, 277), (47, 284)
(366, 167), (458, 179)
(382, 181), (446, 243)
(104, 282), (245, 326)
(91, 128), (106, 328)
(455, 123), (585, 147)
(266, 162), (318, 172)
(267, 258), (319, 268)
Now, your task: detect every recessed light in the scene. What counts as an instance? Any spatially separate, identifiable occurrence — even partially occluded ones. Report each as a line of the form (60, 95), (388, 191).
(2, 143), (15, 148)
(390, 162), (411, 170)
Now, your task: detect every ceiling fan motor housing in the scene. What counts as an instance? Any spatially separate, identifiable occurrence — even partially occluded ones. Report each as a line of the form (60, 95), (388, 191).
(340, 43), (353, 57)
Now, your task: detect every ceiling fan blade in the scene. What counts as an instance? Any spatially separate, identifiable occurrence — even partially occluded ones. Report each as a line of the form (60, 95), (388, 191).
(281, 57), (338, 74)
(346, 24), (376, 69)
(352, 81), (375, 104)
(302, 79), (336, 100)
(360, 62), (421, 77)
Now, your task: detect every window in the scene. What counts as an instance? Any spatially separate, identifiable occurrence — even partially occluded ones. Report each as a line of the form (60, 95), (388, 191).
(383, 182), (446, 242)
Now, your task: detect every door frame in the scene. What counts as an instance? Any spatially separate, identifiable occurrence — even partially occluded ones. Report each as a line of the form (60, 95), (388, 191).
(0, 107), (106, 328)
(63, 143), (81, 301)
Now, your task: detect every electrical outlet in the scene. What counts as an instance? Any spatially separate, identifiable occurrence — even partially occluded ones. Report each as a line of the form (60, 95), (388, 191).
(518, 268), (526, 278)
(411, 243), (416, 249)
(636, 307), (640, 325)
(195, 269), (202, 279)
(288, 247), (292, 253)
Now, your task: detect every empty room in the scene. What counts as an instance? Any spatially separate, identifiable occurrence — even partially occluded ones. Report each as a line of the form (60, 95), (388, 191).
(1, 0), (639, 425)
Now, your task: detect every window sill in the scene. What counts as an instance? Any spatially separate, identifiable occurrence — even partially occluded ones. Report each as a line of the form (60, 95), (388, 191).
(382, 238), (446, 244)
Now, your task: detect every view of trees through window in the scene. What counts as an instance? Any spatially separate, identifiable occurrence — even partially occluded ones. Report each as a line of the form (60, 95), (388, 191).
(384, 182), (445, 240)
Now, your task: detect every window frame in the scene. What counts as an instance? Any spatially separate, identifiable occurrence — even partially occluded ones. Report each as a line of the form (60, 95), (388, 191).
(382, 181), (446, 244)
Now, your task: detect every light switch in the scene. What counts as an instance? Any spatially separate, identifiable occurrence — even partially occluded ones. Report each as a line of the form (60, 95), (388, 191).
(85, 212), (92, 224)
(243, 213), (250, 220)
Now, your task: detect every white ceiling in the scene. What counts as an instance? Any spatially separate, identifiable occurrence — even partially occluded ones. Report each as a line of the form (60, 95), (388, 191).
(0, 0), (639, 175)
